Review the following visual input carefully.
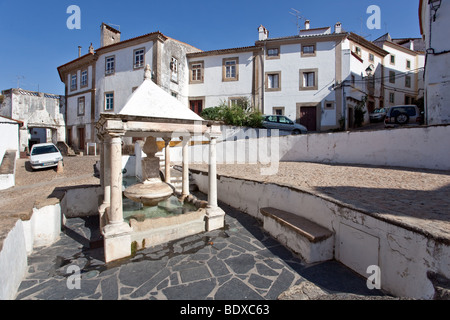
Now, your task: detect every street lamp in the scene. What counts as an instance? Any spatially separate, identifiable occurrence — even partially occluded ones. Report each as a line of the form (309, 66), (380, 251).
(429, 0), (442, 21)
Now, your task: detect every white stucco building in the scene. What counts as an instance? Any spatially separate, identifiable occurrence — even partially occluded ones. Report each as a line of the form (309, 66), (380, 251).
(58, 21), (425, 147)
(420, 0), (450, 125)
(0, 88), (65, 153)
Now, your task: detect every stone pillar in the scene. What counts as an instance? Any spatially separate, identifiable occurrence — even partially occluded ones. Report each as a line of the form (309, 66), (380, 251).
(103, 131), (132, 263)
(182, 136), (190, 198)
(205, 129), (225, 231)
(163, 137), (171, 184)
(108, 133), (125, 225)
(98, 135), (111, 230)
(208, 135), (218, 207)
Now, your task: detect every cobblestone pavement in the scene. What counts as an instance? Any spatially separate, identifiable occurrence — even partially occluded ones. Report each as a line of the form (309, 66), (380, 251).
(15, 196), (383, 300)
(191, 162), (450, 242)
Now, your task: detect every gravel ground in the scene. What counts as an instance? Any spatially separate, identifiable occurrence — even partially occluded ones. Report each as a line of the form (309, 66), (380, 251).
(0, 156), (100, 245)
(191, 162), (450, 241)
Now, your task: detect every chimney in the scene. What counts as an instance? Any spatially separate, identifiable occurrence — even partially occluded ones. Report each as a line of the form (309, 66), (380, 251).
(305, 20), (310, 30)
(100, 23), (121, 47)
(409, 40), (414, 51)
(258, 25), (269, 41)
(335, 22), (342, 34)
(89, 43), (94, 54)
(78, 46), (82, 57)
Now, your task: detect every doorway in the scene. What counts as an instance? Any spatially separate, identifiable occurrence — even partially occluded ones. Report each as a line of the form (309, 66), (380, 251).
(298, 106), (317, 132)
(78, 127), (85, 151)
(189, 100), (203, 115)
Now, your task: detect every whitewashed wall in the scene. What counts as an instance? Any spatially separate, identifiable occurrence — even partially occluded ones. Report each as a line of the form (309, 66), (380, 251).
(171, 124), (450, 171)
(191, 172), (449, 299)
(188, 51), (255, 109)
(96, 42), (154, 117)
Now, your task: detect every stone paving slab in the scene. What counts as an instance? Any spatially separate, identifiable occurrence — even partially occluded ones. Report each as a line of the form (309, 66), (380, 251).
(15, 196), (386, 300)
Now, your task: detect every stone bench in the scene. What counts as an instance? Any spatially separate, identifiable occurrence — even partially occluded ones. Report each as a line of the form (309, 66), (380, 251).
(260, 207), (334, 263)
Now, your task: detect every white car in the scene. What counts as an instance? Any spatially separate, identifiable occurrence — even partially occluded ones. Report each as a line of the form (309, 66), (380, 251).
(29, 143), (63, 170)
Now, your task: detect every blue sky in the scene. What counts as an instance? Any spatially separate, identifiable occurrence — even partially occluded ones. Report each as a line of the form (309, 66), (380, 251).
(0, 0), (422, 95)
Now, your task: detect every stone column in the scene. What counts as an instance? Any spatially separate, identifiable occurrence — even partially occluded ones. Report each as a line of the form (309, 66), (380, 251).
(103, 131), (131, 263)
(208, 135), (218, 207)
(108, 133), (125, 225)
(163, 137), (171, 184)
(98, 134), (111, 231)
(205, 129), (225, 231)
(182, 136), (190, 198)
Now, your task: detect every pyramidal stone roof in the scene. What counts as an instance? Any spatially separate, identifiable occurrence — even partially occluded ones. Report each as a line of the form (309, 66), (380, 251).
(119, 65), (204, 122)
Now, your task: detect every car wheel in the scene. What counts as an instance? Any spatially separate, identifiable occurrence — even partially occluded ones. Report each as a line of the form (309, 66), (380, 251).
(395, 113), (409, 125)
(292, 129), (301, 135)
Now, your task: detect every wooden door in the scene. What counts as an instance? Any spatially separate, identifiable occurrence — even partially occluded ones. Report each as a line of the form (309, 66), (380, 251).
(299, 107), (317, 131)
(78, 127), (85, 151)
(190, 100), (203, 115)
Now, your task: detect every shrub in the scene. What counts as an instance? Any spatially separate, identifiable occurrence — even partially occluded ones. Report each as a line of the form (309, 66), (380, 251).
(200, 99), (263, 128)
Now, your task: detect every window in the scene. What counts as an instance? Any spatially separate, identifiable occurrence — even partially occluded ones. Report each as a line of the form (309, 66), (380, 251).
(266, 72), (281, 91)
(405, 75), (411, 88)
(190, 61), (204, 83)
(302, 44), (316, 56)
(170, 57), (178, 82)
(273, 107), (284, 115)
(355, 46), (362, 56)
(390, 54), (395, 65)
(267, 48), (279, 58)
(222, 57), (239, 81)
(105, 56), (115, 75)
(324, 101), (335, 110)
(70, 74), (77, 91)
(299, 69), (318, 90)
(369, 53), (374, 62)
(389, 92), (395, 103)
(134, 48), (145, 69)
(105, 92), (114, 111)
(171, 91), (178, 98)
(77, 97), (85, 116)
(278, 116), (293, 124)
(406, 60), (411, 69)
(81, 70), (88, 87)
(389, 71), (396, 84)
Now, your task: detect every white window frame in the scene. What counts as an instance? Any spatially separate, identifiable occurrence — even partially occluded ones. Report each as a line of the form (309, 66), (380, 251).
(105, 56), (115, 75)
(170, 57), (178, 83)
(105, 92), (114, 111)
(77, 96), (85, 116)
(70, 74), (77, 91)
(134, 48), (145, 69)
(81, 70), (88, 87)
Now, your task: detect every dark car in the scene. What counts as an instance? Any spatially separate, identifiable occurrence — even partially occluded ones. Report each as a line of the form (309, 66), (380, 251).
(262, 115), (308, 134)
(385, 105), (423, 127)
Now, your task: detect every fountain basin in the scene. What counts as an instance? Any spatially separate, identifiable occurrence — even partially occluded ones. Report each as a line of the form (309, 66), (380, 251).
(123, 179), (173, 207)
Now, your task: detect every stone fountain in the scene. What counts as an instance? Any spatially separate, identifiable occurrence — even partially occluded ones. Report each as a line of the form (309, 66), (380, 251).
(123, 136), (173, 207)
(96, 64), (225, 263)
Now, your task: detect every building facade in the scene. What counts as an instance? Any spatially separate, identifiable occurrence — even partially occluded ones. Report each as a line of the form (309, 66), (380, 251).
(419, 0), (450, 125)
(58, 21), (425, 149)
(0, 88), (65, 153)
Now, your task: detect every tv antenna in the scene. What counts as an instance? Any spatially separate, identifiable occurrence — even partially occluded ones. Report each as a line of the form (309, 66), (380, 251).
(106, 23), (121, 31)
(16, 75), (25, 89)
(289, 8), (306, 33)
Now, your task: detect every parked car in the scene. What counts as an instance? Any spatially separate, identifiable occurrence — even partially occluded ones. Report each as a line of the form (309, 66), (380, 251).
(262, 115), (308, 134)
(369, 108), (387, 123)
(384, 105), (423, 127)
(29, 143), (63, 170)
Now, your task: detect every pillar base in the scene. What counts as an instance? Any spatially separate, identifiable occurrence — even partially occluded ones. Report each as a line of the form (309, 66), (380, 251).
(206, 206), (225, 231)
(103, 222), (132, 263)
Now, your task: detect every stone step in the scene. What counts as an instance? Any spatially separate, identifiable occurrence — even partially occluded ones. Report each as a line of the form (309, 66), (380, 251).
(260, 207), (334, 264)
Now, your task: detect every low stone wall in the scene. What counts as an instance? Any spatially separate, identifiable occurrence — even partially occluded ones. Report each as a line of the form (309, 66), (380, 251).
(170, 124), (450, 172)
(0, 185), (102, 300)
(190, 170), (450, 300)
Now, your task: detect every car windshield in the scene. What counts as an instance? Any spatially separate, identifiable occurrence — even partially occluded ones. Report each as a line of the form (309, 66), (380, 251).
(31, 145), (59, 155)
